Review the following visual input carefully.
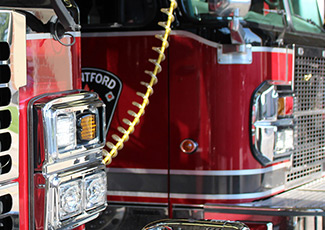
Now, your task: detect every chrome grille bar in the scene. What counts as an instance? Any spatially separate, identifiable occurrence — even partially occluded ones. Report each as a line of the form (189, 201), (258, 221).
(0, 10), (27, 229)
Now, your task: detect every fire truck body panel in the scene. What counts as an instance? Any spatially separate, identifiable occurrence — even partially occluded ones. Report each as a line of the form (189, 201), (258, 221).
(77, 0), (325, 229)
(81, 32), (169, 205)
(81, 31), (296, 205)
(0, 2), (107, 229)
(169, 32), (295, 204)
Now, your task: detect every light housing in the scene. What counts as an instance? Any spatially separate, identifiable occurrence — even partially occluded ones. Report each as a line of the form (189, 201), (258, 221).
(78, 113), (98, 142)
(56, 112), (76, 151)
(59, 179), (83, 220)
(30, 91), (107, 230)
(85, 171), (107, 210)
(47, 166), (107, 229)
(251, 81), (294, 165)
(32, 91), (105, 167)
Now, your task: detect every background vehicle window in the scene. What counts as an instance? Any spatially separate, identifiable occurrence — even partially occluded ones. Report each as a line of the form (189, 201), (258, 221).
(180, 0), (325, 34)
(289, 0), (324, 33)
(0, 0), (51, 7)
(181, 0), (209, 20)
(181, 0), (285, 26)
(245, 0), (285, 28)
(76, 0), (157, 28)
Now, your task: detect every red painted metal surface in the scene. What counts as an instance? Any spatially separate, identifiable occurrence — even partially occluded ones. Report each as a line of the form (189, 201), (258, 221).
(81, 31), (293, 205)
(81, 33), (169, 204)
(81, 33), (169, 170)
(169, 34), (293, 172)
(18, 35), (81, 229)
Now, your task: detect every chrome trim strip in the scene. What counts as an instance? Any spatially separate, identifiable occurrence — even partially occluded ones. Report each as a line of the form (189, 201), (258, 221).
(26, 31), (81, 40)
(108, 162), (290, 176)
(107, 185), (285, 200)
(170, 186), (285, 200)
(170, 162), (289, 176)
(44, 151), (103, 175)
(252, 46), (294, 54)
(107, 191), (168, 198)
(292, 44), (296, 96)
(82, 30), (293, 54)
(82, 31), (163, 38)
(107, 167), (168, 175)
(286, 45), (290, 83)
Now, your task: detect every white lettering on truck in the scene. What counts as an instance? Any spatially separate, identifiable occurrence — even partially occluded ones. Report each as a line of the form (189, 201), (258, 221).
(82, 71), (116, 89)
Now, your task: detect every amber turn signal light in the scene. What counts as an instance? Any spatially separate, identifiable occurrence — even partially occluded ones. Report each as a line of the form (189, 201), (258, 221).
(79, 113), (97, 141)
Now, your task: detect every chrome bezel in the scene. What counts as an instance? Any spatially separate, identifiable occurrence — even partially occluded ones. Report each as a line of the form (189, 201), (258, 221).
(29, 91), (107, 230)
(46, 164), (107, 229)
(250, 81), (294, 165)
(84, 171), (107, 211)
(41, 93), (104, 164)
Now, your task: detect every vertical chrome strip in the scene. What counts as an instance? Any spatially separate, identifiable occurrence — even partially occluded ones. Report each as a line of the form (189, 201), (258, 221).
(283, 0), (295, 31)
(0, 11), (26, 228)
(292, 44), (296, 94)
(0, 10), (26, 183)
(0, 9), (27, 230)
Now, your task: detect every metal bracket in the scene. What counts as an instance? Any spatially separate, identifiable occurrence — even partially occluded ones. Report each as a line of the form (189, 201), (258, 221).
(217, 44), (252, 64)
(229, 8), (246, 45)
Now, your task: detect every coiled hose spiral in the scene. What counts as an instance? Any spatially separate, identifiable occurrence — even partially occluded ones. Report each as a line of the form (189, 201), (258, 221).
(102, 0), (177, 165)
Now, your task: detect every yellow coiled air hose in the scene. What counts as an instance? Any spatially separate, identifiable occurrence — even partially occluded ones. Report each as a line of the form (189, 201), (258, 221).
(102, 0), (178, 165)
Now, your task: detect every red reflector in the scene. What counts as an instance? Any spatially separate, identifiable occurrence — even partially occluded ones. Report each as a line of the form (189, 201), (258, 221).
(180, 139), (198, 154)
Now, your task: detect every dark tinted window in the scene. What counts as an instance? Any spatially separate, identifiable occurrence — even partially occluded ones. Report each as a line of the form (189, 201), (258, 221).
(76, 0), (157, 28)
(0, 0), (51, 7)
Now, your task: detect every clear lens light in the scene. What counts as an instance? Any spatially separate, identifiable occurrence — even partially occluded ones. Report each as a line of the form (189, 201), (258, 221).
(56, 113), (76, 150)
(85, 172), (107, 210)
(59, 180), (82, 220)
(276, 129), (293, 154)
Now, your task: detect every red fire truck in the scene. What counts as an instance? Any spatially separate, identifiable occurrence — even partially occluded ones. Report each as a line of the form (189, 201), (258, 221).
(0, 0), (108, 229)
(76, 0), (325, 229)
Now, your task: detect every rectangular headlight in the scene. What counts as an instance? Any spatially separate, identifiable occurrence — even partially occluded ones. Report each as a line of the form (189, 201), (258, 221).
(251, 82), (294, 165)
(57, 112), (76, 151)
(59, 179), (83, 220)
(32, 91), (105, 165)
(85, 171), (107, 210)
(47, 167), (107, 229)
(275, 128), (294, 155)
(54, 108), (100, 158)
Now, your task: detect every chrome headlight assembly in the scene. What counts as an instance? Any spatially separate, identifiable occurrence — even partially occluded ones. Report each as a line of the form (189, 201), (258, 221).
(30, 91), (107, 230)
(47, 167), (107, 229)
(32, 91), (105, 166)
(251, 81), (294, 165)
